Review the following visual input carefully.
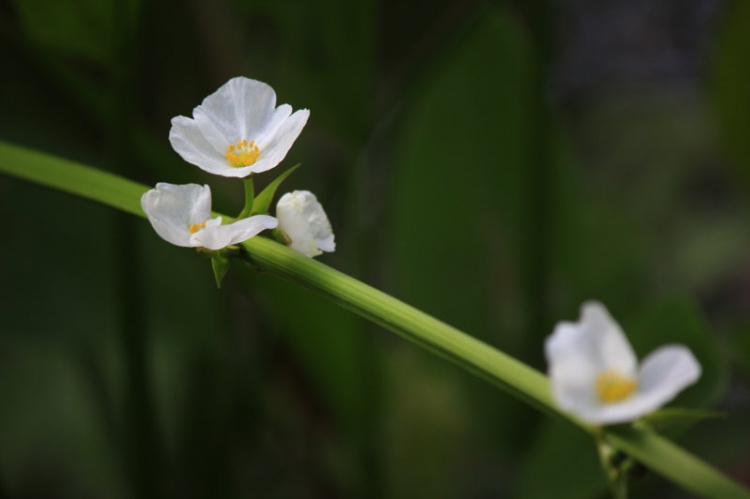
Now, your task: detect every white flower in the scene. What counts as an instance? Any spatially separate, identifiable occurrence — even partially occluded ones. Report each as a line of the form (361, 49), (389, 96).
(141, 183), (278, 250)
(544, 301), (701, 425)
(276, 190), (335, 257)
(169, 77), (309, 178)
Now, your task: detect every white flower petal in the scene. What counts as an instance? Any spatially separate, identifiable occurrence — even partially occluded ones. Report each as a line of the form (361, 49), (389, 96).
(192, 215), (278, 250)
(169, 116), (232, 175)
(141, 183), (212, 247)
(579, 301), (638, 376)
(574, 346), (701, 424)
(276, 190), (335, 257)
(254, 104), (293, 145)
(249, 109), (310, 174)
(568, 394), (657, 425)
(195, 77), (277, 143)
(546, 302), (637, 377)
(208, 163), (254, 178)
(253, 104), (300, 146)
(204, 217), (223, 229)
(545, 322), (602, 417)
(545, 302), (637, 423)
(573, 345), (698, 425)
(193, 108), (230, 155)
(638, 345), (701, 401)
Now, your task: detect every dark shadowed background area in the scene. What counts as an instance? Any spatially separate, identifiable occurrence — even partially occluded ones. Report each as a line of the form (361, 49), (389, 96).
(1, 0), (750, 497)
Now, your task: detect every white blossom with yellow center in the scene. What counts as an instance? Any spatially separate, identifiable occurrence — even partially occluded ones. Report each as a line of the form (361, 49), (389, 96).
(544, 302), (701, 425)
(276, 190), (335, 258)
(169, 77), (309, 178)
(141, 183), (278, 250)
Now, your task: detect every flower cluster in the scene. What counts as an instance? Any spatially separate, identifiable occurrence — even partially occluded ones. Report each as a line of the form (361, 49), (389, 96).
(144, 79), (701, 428)
(142, 77), (335, 284)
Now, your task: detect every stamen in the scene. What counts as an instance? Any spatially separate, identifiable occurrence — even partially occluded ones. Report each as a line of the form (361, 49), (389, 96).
(189, 221), (207, 233)
(595, 370), (637, 404)
(226, 139), (260, 167)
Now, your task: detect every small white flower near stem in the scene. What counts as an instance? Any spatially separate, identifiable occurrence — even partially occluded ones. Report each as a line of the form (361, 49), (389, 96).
(545, 301), (701, 425)
(141, 183), (277, 250)
(169, 77), (309, 178)
(276, 190), (335, 257)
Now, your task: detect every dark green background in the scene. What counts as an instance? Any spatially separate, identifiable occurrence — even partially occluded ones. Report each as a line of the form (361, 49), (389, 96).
(1, 0), (749, 497)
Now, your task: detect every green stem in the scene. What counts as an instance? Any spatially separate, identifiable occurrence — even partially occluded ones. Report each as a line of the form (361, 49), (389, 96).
(241, 236), (560, 418)
(597, 436), (629, 499)
(237, 175), (255, 219)
(606, 426), (750, 499)
(0, 141), (748, 499)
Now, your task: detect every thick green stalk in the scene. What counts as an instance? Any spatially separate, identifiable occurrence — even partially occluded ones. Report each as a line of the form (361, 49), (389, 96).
(606, 426), (750, 499)
(241, 235), (559, 418)
(0, 141), (748, 499)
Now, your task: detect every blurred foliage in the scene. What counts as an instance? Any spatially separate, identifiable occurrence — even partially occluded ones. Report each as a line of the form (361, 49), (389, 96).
(713, 0), (750, 183)
(1, 0), (750, 497)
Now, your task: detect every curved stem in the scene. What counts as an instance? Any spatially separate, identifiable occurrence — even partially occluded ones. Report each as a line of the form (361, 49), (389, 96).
(240, 236), (561, 420)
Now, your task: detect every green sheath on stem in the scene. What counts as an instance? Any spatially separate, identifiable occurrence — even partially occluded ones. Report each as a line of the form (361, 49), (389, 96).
(0, 140), (748, 499)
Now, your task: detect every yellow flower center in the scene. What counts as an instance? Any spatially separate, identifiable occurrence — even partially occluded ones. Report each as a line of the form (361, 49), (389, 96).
(595, 370), (637, 404)
(189, 221), (206, 233)
(226, 139), (260, 167)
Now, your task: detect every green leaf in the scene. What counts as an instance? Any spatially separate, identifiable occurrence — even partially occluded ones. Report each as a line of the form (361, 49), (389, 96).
(641, 408), (726, 435)
(644, 407), (725, 422)
(210, 252), (231, 289)
(391, 8), (534, 347)
(712, 0), (750, 184)
(11, 0), (117, 65)
(735, 327), (750, 378)
(0, 341), (121, 494)
(388, 7), (542, 459)
(381, 350), (469, 499)
(251, 163), (301, 216)
(239, 266), (372, 430)
(515, 419), (605, 499)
